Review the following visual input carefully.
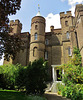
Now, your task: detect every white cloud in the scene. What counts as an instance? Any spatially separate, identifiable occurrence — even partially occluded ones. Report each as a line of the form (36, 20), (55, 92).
(45, 13), (61, 32)
(68, 0), (83, 16)
(61, 0), (83, 16)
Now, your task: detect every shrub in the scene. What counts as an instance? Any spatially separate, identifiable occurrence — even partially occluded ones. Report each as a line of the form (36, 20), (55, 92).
(25, 59), (49, 95)
(0, 64), (22, 89)
(57, 47), (83, 100)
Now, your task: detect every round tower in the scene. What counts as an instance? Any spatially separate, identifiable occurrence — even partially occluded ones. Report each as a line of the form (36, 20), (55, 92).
(29, 13), (45, 62)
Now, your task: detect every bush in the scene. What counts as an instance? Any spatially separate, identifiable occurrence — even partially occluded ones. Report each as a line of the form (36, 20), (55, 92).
(16, 58), (49, 94)
(0, 64), (22, 89)
(25, 59), (49, 94)
(57, 47), (83, 100)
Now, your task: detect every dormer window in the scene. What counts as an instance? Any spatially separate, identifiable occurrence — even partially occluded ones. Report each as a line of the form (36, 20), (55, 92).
(45, 39), (49, 45)
(66, 32), (70, 39)
(65, 21), (68, 26)
(34, 33), (37, 40)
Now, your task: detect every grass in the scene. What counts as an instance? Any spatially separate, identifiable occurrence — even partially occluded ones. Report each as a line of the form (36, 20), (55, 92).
(0, 90), (46, 100)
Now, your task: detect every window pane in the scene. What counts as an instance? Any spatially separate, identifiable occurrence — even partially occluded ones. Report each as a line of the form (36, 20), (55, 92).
(45, 39), (49, 45)
(67, 32), (70, 39)
(68, 47), (71, 56)
(35, 33), (37, 40)
(45, 51), (48, 60)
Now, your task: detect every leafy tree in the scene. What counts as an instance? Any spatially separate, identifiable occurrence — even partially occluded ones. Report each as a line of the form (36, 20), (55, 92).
(16, 58), (49, 94)
(0, 64), (20, 89)
(57, 47), (83, 100)
(0, 0), (22, 61)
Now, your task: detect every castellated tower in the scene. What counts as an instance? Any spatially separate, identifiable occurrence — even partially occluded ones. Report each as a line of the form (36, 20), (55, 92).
(29, 15), (45, 62)
(9, 19), (22, 35)
(60, 11), (74, 64)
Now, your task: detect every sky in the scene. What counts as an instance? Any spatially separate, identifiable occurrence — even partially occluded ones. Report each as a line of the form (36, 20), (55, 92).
(0, 0), (83, 65)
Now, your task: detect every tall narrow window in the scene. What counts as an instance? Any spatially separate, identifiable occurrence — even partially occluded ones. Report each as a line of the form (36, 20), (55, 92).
(45, 51), (48, 60)
(66, 32), (70, 39)
(45, 39), (49, 45)
(33, 47), (37, 57)
(35, 25), (38, 30)
(65, 21), (68, 26)
(34, 33), (37, 40)
(68, 47), (71, 56)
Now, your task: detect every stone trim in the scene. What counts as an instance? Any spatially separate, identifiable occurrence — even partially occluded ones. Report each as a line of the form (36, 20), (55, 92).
(30, 41), (45, 44)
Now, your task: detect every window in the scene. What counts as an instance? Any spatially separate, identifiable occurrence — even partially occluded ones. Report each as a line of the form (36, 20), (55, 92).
(35, 25), (38, 30)
(34, 33), (37, 40)
(45, 51), (48, 60)
(66, 32), (70, 39)
(68, 47), (71, 56)
(33, 47), (37, 57)
(45, 39), (49, 45)
(65, 21), (68, 26)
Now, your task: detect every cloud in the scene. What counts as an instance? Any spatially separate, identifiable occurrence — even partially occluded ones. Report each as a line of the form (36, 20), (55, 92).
(61, 0), (83, 16)
(68, 0), (83, 15)
(45, 13), (61, 32)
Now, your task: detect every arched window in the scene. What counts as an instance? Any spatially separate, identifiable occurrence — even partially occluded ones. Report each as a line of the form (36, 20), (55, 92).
(65, 21), (68, 26)
(68, 47), (71, 56)
(34, 33), (37, 40)
(45, 51), (48, 60)
(33, 47), (37, 57)
(45, 39), (49, 45)
(35, 25), (38, 30)
(66, 32), (70, 39)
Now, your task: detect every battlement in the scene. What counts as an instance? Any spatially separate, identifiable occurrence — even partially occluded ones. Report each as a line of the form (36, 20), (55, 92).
(10, 19), (22, 29)
(75, 4), (83, 12)
(60, 11), (72, 18)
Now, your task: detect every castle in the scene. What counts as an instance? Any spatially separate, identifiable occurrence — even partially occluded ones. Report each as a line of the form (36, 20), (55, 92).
(4, 4), (83, 82)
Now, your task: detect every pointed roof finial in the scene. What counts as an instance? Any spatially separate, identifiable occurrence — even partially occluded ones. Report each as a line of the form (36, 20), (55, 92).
(38, 4), (40, 12)
(36, 4), (41, 16)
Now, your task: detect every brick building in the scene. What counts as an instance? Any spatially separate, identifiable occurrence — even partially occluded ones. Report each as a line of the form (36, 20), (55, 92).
(4, 4), (83, 82)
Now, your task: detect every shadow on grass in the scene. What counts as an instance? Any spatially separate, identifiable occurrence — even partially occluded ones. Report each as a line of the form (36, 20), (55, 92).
(0, 90), (46, 100)
(0, 90), (27, 100)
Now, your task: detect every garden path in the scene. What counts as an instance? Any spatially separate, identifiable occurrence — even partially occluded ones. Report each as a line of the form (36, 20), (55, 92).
(44, 93), (71, 100)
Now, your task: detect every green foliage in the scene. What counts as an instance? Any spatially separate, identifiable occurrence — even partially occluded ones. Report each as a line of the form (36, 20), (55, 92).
(15, 58), (49, 94)
(0, 64), (22, 89)
(0, 59), (49, 94)
(71, 47), (82, 66)
(0, 0), (22, 60)
(25, 59), (48, 95)
(57, 47), (83, 100)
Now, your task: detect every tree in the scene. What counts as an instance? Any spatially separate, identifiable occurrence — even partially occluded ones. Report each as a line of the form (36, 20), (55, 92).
(16, 59), (49, 95)
(0, 0), (22, 61)
(57, 47), (83, 100)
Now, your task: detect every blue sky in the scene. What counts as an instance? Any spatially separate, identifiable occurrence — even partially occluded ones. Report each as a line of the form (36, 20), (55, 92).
(0, 0), (83, 65)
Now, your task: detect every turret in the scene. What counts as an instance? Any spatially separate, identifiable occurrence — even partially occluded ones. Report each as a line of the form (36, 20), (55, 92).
(60, 11), (73, 41)
(29, 15), (46, 62)
(9, 19), (22, 35)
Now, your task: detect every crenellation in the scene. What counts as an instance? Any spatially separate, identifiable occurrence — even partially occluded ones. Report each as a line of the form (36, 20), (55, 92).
(4, 4), (83, 72)
(60, 11), (72, 19)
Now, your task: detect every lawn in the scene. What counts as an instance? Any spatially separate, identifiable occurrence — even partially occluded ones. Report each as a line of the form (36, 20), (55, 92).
(0, 90), (46, 100)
